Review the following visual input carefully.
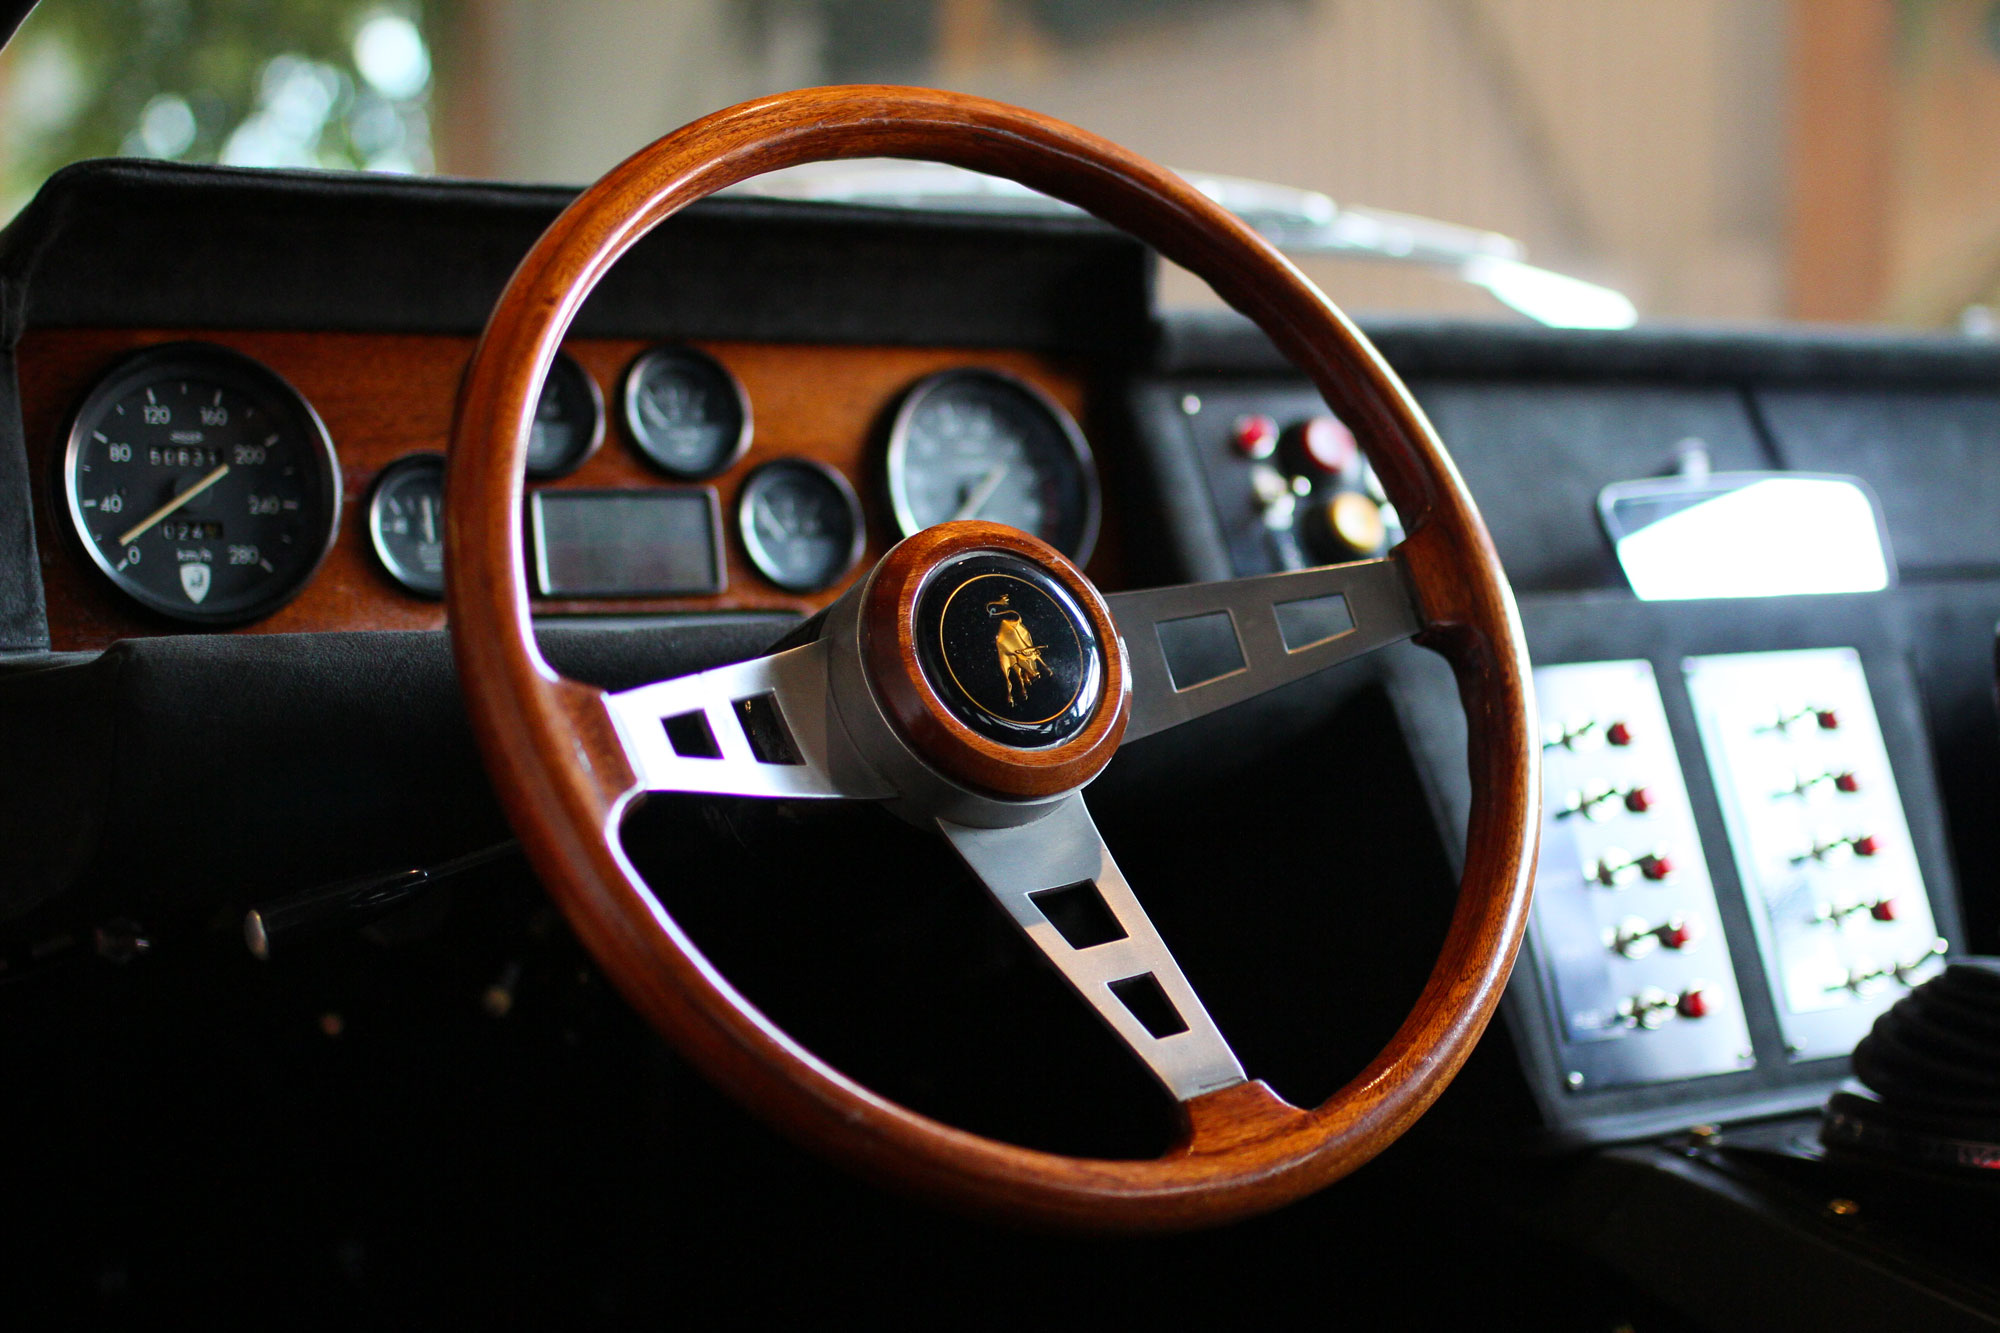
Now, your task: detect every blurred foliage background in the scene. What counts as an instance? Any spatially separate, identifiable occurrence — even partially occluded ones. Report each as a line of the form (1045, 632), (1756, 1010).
(0, 0), (447, 217)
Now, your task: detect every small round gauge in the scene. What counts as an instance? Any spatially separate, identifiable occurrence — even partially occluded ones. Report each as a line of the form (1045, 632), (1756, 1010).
(367, 454), (447, 597)
(61, 342), (340, 624)
(525, 352), (604, 479)
(884, 368), (1100, 561)
(620, 346), (750, 479)
(737, 458), (865, 594)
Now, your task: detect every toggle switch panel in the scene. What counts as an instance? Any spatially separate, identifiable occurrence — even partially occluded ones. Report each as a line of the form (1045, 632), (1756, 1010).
(1532, 660), (1754, 1090)
(1684, 648), (1946, 1062)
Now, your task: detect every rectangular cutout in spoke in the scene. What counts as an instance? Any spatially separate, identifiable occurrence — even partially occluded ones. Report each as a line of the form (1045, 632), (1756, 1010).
(1156, 611), (1245, 691)
(663, 709), (722, 759)
(1109, 973), (1189, 1039)
(1275, 591), (1355, 652)
(1029, 881), (1128, 950)
(733, 693), (803, 765)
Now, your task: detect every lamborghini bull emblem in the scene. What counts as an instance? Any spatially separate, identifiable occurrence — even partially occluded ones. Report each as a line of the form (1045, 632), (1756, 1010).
(987, 594), (1047, 705)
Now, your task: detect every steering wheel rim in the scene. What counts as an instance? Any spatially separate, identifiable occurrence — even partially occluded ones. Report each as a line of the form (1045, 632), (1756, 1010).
(447, 85), (1539, 1231)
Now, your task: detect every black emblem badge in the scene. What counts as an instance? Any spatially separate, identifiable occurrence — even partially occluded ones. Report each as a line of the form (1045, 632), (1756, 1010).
(913, 552), (1102, 748)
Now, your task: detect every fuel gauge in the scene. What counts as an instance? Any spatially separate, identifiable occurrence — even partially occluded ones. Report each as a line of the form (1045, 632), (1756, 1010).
(368, 454), (447, 597)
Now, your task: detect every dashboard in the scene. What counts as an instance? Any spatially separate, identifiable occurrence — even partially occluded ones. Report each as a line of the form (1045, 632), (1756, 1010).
(5, 158), (2000, 1324)
(21, 328), (1102, 648)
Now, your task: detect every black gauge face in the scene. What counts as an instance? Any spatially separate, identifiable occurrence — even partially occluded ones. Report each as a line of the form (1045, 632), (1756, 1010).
(368, 454), (447, 597)
(621, 347), (750, 479)
(885, 369), (1100, 561)
(525, 352), (603, 479)
(61, 343), (340, 624)
(737, 459), (865, 594)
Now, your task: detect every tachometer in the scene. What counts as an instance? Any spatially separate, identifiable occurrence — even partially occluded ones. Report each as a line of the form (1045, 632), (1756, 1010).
(884, 368), (1099, 561)
(60, 343), (341, 624)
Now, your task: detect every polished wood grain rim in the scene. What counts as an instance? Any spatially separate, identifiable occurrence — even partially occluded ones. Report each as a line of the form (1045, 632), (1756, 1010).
(860, 521), (1128, 800)
(447, 85), (1538, 1231)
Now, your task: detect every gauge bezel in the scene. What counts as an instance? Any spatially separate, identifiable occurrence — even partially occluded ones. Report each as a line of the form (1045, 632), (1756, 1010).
(59, 341), (342, 626)
(736, 456), (867, 594)
(367, 452), (448, 599)
(882, 366), (1101, 563)
(525, 351), (605, 480)
(619, 345), (752, 480)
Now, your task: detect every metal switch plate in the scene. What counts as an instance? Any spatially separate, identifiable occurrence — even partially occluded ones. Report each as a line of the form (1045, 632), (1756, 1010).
(1684, 648), (1946, 1061)
(1533, 660), (1754, 1090)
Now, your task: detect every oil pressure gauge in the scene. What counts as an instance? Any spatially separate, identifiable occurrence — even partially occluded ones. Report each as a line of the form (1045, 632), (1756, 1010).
(60, 342), (340, 624)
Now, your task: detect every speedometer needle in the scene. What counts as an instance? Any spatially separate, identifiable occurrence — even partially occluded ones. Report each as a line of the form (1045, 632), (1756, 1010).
(118, 462), (230, 546)
(952, 464), (1009, 521)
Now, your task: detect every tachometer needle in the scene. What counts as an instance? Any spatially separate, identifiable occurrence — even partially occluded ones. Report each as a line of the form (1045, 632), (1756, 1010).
(119, 462), (230, 546)
(952, 464), (1009, 521)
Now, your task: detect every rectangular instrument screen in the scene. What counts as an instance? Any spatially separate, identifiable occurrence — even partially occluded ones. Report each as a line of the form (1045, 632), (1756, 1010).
(531, 490), (724, 598)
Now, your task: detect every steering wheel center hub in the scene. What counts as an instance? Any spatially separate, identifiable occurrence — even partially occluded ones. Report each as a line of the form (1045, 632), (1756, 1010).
(913, 552), (1103, 748)
(857, 521), (1130, 802)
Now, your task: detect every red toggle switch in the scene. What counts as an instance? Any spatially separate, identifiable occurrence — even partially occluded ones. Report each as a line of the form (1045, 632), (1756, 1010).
(1656, 919), (1696, 950)
(1624, 786), (1656, 814)
(1870, 897), (1899, 922)
(1834, 771), (1860, 793)
(1854, 834), (1881, 858)
(1676, 987), (1710, 1019)
(1231, 413), (1278, 460)
(1639, 853), (1674, 881)
(1816, 709), (1840, 731)
(1606, 721), (1634, 747)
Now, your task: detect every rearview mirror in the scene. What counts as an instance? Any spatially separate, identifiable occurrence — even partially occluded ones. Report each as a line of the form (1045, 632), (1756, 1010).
(1599, 472), (1895, 601)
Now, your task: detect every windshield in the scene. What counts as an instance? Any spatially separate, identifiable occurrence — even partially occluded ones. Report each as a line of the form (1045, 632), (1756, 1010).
(3, 0), (1995, 328)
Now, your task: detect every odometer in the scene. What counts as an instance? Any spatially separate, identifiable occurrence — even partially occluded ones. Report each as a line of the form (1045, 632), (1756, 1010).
(61, 343), (341, 624)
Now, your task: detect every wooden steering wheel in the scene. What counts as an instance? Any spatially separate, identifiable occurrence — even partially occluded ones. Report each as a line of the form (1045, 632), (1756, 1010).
(447, 86), (1538, 1231)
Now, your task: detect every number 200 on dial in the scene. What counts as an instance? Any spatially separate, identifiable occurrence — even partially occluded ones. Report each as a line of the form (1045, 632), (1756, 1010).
(61, 343), (342, 624)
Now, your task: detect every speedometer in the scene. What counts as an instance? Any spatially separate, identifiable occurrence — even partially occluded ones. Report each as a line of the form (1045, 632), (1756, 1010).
(60, 343), (341, 624)
(883, 368), (1099, 561)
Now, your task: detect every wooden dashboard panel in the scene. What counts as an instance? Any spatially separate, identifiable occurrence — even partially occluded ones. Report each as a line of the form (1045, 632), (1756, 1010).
(18, 330), (1105, 651)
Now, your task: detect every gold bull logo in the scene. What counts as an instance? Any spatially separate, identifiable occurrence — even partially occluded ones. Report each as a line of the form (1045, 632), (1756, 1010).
(987, 594), (1047, 705)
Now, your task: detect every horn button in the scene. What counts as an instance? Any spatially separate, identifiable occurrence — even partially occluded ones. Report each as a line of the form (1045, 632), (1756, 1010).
(856, 521), (1130, 803)
(914, 552), (1103, 748)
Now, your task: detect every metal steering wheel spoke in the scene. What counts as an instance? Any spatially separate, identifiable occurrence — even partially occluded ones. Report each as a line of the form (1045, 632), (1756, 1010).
(601, 639), (892, 800)
(939, 793), (1246, 1102)
(1108, 554), (1422, 743)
